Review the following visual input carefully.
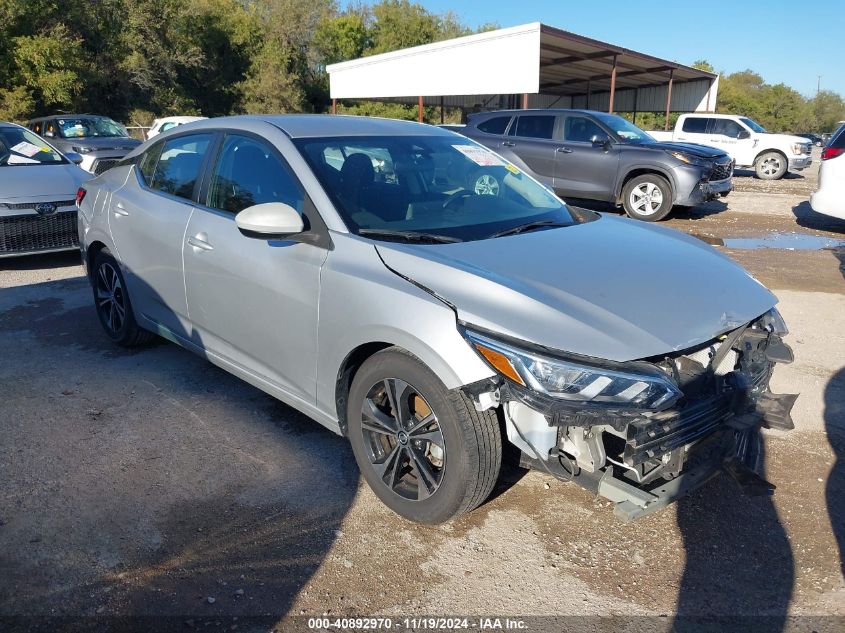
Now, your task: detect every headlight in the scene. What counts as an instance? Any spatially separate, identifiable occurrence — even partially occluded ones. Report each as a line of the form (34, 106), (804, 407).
(464, 329), (681, 410)
(71, 146), (92, 153)
(792, 143), (810, 155)
(667, 150), (708, 167)
(758, 307), (788, 335)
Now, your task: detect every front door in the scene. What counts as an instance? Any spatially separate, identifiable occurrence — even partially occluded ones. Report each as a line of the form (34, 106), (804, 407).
(109, 132), (213, 334)
(553, 114), (620, 200)
(709, 119), (756, 165)
(182, 133), (327, 403)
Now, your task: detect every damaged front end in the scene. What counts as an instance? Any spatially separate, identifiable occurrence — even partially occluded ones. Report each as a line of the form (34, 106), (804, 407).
(461, 309), (797, 521)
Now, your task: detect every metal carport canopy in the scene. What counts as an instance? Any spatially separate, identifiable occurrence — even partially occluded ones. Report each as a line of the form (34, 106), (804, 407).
(327, 22), (718, 122)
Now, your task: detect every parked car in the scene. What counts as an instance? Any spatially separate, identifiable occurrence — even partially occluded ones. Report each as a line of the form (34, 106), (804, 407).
(78, 115), (795, 523)
(458, 109), (733, 221)
(146, 116), (207, 140)
(26, 114), (141, 175)
(797, 133), (824, 147)
(810, 123), (845, 220)
(0, 121), (89, 257)
(649, 113), (812, 180)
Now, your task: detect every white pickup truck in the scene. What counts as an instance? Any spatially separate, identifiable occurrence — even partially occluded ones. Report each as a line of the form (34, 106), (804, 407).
(649, 113), (812, 180)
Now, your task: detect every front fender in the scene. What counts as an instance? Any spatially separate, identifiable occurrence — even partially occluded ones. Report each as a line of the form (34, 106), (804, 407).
(315, 234), (494, 423)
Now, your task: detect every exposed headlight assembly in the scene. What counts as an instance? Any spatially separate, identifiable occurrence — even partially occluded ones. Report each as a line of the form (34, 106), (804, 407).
(757, 307), (788, 335)
(667, 150), (708, 167)
(464, 329), (682, 411)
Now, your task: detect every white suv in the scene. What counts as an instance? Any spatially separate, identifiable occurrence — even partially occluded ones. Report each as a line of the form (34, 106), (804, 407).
(810, 124), (845, 220)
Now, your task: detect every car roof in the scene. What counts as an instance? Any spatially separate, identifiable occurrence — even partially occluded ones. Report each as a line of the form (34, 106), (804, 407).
(469, 109), (606, 118)
(28, 114), (114, 122)
(179, 114), (456, 139)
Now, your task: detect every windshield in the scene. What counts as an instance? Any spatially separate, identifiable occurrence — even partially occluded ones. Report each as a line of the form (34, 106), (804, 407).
(0, 126), (66, 166)
(593, 113), (655, 143)
(295, 135), (582, 242)
(739, 117), (767, 133)
(55, 117), (127, 139)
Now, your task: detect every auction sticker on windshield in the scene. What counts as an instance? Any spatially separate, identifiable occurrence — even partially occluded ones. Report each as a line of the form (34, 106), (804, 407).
(453, 144), (505, 167)
(10, 141), (42, 157)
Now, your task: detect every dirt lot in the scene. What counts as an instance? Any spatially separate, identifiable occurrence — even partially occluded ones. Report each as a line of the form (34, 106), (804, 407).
(1, 153), (844, 632)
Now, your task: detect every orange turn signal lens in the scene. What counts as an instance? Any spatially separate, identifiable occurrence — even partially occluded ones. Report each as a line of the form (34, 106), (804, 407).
(474, 343), (525, 386)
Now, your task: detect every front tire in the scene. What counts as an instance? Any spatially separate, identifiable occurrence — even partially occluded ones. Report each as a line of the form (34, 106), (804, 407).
(622, 174), (673, 221)
(347, 348), (501, 524)
(754, 151), (788, 180)
(92, 249), (155, 347)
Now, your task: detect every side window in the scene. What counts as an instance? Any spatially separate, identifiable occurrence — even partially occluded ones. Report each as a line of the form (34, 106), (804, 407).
(514, 115), (556, 140)
(681, 117), (709, 134)
(44, 122), (57, 138)
(150, 133), (211, 200)
(477, 116), (512, 135)
(207, 134), (303, 214)
(160, 122), (176, 133)
(30, 121), (42, 135)
(138, 142), (164, 185)
(711, 119), (744, 138)
(563, 116), (606, 143)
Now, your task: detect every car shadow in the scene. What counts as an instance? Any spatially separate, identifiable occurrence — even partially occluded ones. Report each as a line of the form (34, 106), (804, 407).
(0, 274), (360, 630)
(0, 250), (81, 272)
(564, 198), (729, 220)
(672, 439), (794, 632)
(734, 168), (804, 180)
(792, 200), (845, 234)
(826, 249), (845, 581)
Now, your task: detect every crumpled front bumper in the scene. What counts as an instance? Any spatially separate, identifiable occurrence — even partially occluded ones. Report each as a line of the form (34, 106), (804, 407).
(492, 324), (797, 521)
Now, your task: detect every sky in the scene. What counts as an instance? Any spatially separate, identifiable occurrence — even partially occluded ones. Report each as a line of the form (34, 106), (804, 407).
(408, 0), (842, 98)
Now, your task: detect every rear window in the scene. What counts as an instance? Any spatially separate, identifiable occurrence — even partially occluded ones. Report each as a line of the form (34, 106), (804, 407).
(513, 115), (556, 140)
(477, 116), (511, 135)
(830, 126), (845, 149)
(682, 117), (709, 133)
(149, 133), (211, 200)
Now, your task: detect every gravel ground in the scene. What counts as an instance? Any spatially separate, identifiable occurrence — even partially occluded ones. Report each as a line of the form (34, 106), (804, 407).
(1, 155), (844, 632)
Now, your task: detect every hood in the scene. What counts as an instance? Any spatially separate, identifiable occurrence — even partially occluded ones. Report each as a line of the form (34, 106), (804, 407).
(639, 140), (729, 159)
(52, 136), (140, 152)
(0, 164), (89, 201)
(376, 215), (776, 362)
(775, 134), (813, 146)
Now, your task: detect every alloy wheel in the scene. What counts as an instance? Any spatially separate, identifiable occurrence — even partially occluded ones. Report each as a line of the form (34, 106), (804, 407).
(96, 262), (126, 334)
(473, 174), (500, 196)
(360, 378), (446, 501)
(761, 156), (783, 176)
(630, 182), (664, 216)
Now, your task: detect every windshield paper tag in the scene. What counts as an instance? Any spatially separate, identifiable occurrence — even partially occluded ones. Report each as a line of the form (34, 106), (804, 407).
(7, 154), (39, 164)
(453, 145), (505, 167)
(10, 141), (42, 157)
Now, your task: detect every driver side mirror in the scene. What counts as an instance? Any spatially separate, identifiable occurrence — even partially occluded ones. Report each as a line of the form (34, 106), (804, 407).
(737, 129), (751, 139)
(590, 134), (611, 149)
(236, 202), (304, 239)
(64, 152), (84, 165)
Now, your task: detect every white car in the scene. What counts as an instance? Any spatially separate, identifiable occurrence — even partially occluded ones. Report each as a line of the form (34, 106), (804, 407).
(146, 116), (206, 140)
(810, 124), (845, 220)
(649, 113), (812, 180)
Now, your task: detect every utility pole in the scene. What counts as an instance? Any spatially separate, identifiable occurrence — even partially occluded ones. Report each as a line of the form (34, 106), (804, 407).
(817, 75), (821, 95)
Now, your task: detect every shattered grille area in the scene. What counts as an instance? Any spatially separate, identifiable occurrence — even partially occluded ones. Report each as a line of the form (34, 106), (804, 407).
(0, 211), (79, 253)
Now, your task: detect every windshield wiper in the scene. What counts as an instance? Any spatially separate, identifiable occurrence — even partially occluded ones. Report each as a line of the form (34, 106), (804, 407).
(358, 229), (462, 244)
(488, 220), (569, 239)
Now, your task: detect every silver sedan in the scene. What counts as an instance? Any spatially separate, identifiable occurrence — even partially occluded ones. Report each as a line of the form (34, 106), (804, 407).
(77, 115), (796, 523)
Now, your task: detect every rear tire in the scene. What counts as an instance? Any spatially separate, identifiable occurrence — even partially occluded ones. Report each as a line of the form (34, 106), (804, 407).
(347, 348), (501, 524)
(622, 174), (673, 221)
(92, 249), (155, 347)
(754, 151), (788, 180)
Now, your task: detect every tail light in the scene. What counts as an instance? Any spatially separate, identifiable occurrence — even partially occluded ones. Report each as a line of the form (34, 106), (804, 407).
(821, 146), (844, 161)
(75, 187), (87, 206)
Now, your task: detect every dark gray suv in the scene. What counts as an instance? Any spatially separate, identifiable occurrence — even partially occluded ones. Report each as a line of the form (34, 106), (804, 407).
(458, 109), (733, 221)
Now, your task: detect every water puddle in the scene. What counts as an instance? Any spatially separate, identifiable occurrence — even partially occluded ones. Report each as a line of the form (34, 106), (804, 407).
(693, 232), (845, 251)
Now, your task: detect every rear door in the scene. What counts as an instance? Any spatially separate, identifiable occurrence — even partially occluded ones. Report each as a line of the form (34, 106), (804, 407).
(498, 114), (560, 187)
(675, 115), (712, 145)
(108, 132), (213, 335)
(182, 132), (327, 402)
(553, 114), (620, 200)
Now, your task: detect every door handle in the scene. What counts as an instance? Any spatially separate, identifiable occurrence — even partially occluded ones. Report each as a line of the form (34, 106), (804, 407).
(502, 141), (516, 147)
(187, 234), (214, 251)
(113, 202), (129, 216)
(555, 147), (573, 153)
